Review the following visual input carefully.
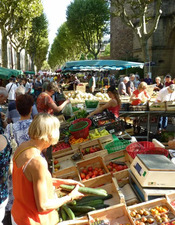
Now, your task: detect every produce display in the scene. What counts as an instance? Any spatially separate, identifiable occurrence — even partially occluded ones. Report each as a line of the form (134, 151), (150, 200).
(90, 219), (110, 225)
(81, 146), (101, 155)
(130, 205), (175, 225)
(57, 185), (111, 222)
(52, 142), (70, 153)
(106, 162), (128, 174)
(80, 166), (105, 181)
(64, 91), (110, 102)
(98, 119), (115, 126)
(69, 135), (89, 145)
(89, 129), (109, 139)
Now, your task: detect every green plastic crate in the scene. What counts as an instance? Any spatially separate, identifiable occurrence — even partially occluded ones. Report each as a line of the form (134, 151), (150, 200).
(85, 100), (99, 108)
(105, 139), (130, 154)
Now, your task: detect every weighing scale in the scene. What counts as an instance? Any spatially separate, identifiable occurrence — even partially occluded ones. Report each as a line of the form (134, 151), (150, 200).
(130, 154), (175, 188)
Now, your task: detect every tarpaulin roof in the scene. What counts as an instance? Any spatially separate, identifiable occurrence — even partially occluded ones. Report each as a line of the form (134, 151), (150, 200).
(0, 67), (23, 79)
(62, 60), (144, 72)
(24, 71), (35, 75)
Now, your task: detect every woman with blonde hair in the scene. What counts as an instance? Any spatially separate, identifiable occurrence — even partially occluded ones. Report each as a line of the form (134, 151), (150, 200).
(130, 81), (150, 106)
(11, 113), (83, 225)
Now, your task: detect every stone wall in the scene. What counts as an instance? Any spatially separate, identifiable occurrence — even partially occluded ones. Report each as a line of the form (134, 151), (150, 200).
(110, 0), (175, 78)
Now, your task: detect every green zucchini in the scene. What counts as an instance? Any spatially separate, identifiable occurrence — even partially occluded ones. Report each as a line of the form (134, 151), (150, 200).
(69, 205), (95, 213)
(62, 204), (75, 220)
(60, 184), (107, 196)
(94, 204), (110, 210)
(60, 207), (67, 221)
(76, 199), (103, 207)
(67, 200), (76, 206)
(76, 194), (113, 204)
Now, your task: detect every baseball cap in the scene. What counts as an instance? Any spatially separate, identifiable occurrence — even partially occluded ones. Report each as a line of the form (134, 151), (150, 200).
(169, 84), (175, 92)
(165, 74), (171, 79)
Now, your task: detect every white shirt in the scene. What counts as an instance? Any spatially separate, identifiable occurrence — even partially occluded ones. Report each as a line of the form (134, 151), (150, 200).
(25, 82), (32, 93)
(6, 82), (17, 100)
(156, 87), (175, 102)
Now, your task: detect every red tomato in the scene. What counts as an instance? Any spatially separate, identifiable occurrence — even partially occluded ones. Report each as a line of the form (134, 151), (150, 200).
(82, 169), (88, 174)
(80, 173), (85, 179)
(88, 166), (93, 171)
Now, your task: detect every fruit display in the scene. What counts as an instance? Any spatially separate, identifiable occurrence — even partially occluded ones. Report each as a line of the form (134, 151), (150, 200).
(130, 205), (175, 225)
(69, 136), (89, 145)
(81, 146), (101, 155)
(89, 129), (109, 140)
(106, 162), (128, 174)
(79, 166), (105, 181)
(52, 142), (70, 153)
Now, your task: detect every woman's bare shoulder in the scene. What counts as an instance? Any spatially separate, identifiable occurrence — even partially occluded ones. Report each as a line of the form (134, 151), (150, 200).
(0, 135), (8, 151)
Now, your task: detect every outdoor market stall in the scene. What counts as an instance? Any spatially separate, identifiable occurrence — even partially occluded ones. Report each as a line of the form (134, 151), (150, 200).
(49, 96), (175, 224)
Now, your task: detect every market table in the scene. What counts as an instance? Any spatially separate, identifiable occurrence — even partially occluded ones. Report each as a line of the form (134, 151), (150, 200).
(119, 110), (175, 141)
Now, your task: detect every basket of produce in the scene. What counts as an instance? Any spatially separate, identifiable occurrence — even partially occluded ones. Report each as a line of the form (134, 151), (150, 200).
(69, 121), (89, 139)
(85, 100), (99, 108)
(105, 139), (130, 154)
(145, 147), (169, 157)
(126, 141), (155, 159)
(72, 118), (92, 129)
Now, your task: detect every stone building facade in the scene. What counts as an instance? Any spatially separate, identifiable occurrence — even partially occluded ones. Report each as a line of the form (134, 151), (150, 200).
(111, 0), (175, 78)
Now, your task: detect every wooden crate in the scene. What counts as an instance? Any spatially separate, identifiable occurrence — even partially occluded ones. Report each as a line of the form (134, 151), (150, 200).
(166, 192), (175, 208)
(128, 198), (175, 223)
(58, 217), (89, 225)
(52, 141), (73, 158)
(52, 166), (80, 181)
(76, 156), (109, 183)
(52, 151), (82, 173)
(80, 139), (108, 160)
(88, 203), (134, 225)
(166, 101), (175, 111)
(84, 173), (125, 206)
(149, 102), (166, 111)
(113, 170), (140, 206)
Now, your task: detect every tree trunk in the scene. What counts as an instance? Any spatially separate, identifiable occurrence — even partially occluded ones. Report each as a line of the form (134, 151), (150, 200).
(17, 51), (21, 70)
(25, 50), (29, 71)
(31, 53), (35, 71)
(1, 29), (8, 68)
(141, 39), (150, 77)
(11, 44), (13, 69)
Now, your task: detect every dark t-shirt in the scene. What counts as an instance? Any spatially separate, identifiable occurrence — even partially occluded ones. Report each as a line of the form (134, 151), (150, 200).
(126, 81), (134, 95)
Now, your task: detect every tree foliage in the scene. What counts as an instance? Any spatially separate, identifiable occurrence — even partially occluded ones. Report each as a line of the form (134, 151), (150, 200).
(0, 0), (43, 67)
(48, 22), (85, 69)
(111, 0), (162, 64)
(66, 0), (110, 59)
(26, 13), (49, 71)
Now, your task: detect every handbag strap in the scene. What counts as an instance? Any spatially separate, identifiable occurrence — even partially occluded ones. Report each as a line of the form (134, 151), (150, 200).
(8, 83), (13, 93)
(10, 123), (14, 139)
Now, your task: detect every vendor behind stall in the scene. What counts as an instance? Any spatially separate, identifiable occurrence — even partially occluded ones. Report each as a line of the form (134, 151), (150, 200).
(87, 86), (121, 118)
(130, 82), (150, 106)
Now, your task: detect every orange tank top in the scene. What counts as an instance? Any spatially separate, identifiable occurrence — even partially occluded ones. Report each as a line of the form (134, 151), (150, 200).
(11, 149), (59, 225)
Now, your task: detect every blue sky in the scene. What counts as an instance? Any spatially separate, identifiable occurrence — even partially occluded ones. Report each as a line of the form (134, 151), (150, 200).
(42, 0), (72, 46)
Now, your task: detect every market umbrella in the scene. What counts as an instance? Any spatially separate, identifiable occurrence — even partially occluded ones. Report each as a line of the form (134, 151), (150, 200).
(24, 71), (35, 75)
(62, 60), (144, 72)
(0, 67), (23, 79)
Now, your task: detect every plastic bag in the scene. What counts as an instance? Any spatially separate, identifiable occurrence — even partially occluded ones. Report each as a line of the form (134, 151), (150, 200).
(62, 103), (73, 117)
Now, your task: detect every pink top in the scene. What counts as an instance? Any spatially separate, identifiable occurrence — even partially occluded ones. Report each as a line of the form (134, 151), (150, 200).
(108, 105), (120, 118)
